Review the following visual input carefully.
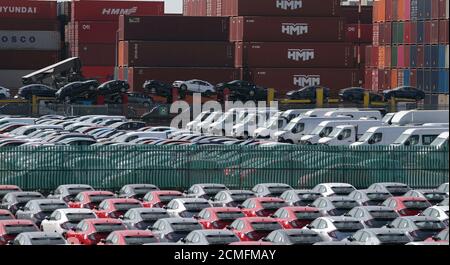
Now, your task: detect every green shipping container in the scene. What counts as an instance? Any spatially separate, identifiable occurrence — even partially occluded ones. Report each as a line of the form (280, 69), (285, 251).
(391, 46), (398, 67)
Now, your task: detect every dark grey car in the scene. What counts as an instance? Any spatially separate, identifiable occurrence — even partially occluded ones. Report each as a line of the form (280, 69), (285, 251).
(0, 192), (44, 215)
(15, 199), (68, 226)
(121, 208), (170, 230)
(280, 190), (323, 206)
(151, 218), (202, 242)
(346, 206), (400, 228)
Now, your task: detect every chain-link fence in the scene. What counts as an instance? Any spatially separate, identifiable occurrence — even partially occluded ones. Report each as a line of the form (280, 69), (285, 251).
(0, 145), (447, 191)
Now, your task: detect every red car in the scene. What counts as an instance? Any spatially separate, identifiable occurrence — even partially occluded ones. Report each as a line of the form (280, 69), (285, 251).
(65, 218), (127, 245)
(94, 198), (143, 218)
(228, 217), (283, 241)
(0, 185), (22, 199)
(196, 207), (245, 229)
(98, 230), (159, 245)
(68, 191), (115, 209)
(272, 206), (324, 229)
(0, 210), (14, 220)
(142, 190), (184, 208)
(240, 197), (288, 217)
(382, 197), (432, 216)
(0, 219), (39, 245)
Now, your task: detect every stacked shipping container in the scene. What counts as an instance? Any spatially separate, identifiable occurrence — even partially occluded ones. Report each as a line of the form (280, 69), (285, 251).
(65, 0), (164, 83)
(0, 0), (60, 94)
(117, 16), (241, 91)
(366, 0), (449, 97)
(183, 0), (373, 97)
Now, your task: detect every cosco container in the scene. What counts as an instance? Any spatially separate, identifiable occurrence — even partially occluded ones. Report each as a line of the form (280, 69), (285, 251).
(0, 31), (61, 51)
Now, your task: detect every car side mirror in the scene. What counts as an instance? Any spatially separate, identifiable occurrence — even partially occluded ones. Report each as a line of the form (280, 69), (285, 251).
(343, 213), (351, 217)
(432, 235), (439, 240)
(337, 135), (344, 141)
(18, 206), (24, 211)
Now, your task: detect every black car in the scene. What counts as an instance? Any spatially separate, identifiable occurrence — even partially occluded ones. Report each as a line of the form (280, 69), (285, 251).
(97, 80), (129, 96)
(55, 80), (99, 102)
(339, 87), (383, 102)
(286, 86), (330, 102)
(16, 84), (57, 100)
(143, 80), (173, 98)
(215, 80), (268, 102)
(383, 86), (425, 101)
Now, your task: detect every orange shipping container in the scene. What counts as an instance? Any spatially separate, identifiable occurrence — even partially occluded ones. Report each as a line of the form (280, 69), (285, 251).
(397, 0), (405, 21)
(378, 0), (386, 22)
(391, 69), (398, 88)
(378, 46), (385, 69)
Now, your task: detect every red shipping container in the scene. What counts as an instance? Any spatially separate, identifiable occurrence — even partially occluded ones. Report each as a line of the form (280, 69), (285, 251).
(345, 24), (373, 43)
(424, 21), (432, 43)
(381, 22), (392, 44)
(0, 50), (58, 69)
(430, 20), (439, 44)
(410, 21), (417, 43)
(118, 41), (235, 67)
(404, 0), (411, 20)
(371, 46), (379, 68)
(404, 45), (411, 67)
(72, 44), (116, 66)
(365, 46), (372, 67)
(385, 0), (393, 21)
(417, 45), (425, 67)
(385, 45), (392, 69)
(397, 0), (405, 20)
(378, 46), (385, 69)
(373, 23), (380, 46)
(119, 16), (230, 41)
(410, 69), (417, 87)
(391, 69), (398, 88)
(0, 19), (60, 31)
(382, 69), (391, 90)
(235, 42), (357, 68)
(438, 0), (448, 18)
(73, 21), (118, 44)
(223, 0), (340, 17)
(199, 0), (207, 16)
(71, 1), (164, 21)
(432, 0), (439, 19)
(230, 16), (345, 42)
(246, 68), (360, 97)
(82, 66), (114, 83)
(127, 67), (242, 92)
(0, 0), (57, 20)
(404, 21), (411, 44)
(439, 20), (449, 44)
(364, 68), (373, 90)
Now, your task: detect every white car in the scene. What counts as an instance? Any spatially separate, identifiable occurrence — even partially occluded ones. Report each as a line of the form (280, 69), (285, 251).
(165, 198), (212, 218)
(41, 208), (97, 235)
(304, 216), (366, 241)
(0, 86), (10, 99)
(420, 206), (449, 225)
(172, 80), (215, 95)
(311, 183), (357, 197)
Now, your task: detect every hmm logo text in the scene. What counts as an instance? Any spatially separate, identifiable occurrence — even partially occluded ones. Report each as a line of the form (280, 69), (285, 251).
(102, 7), (138, 15)
(276, 0), (302, 10)
(0, 6), (37, 14)
(288, 49), (314, 61)
(281, 23), (308, 36)
(293, 75), (320, 87)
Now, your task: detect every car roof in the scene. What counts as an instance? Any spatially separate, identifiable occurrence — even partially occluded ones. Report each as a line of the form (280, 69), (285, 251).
(19, 231), (63, 238)
(411, 189), (445, 193)
(6, 191), (42, 197)
(27, 199), (66, 205)
(354, 206), (395, 211)
(238, 217), (278, 223)
(193, 183), (227, 188)
(430, 206), (449, 211)
(319, 183), (354, 187)
(372, 182), (409, 186)
(111, 230), (154, 237)
(122, 184), (158, 189)
(325, 196), (356, 201)
(80, 190), (114, 196)
(226, 190), (255, 195)
(176, 198), (209, 203)
(399, 216), (441, 222)
(322, 216), (360, 222)
(251, 197), (285, 202)
(161, 218), (200, 224)
(128, 208), (167, 213)
(392, 196), (428, 201)
(84, 218), (123, 224)
(56, 208), (94, 214)
(151, 190), (182, 195)
(256, 183), (291, 187)
(0, 219), (35, 225)
(360, 228), (409, 235)
(193, 229), (236, 236)
(279, 229), (319, 236)
(206, 207), (242, 212)
(0, 185), (21, 190)
(102, 198), (141, 203)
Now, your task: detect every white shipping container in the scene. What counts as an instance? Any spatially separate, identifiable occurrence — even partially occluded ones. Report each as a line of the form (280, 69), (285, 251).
(0, 70), (34, 90)
(0, 31), (61, 51)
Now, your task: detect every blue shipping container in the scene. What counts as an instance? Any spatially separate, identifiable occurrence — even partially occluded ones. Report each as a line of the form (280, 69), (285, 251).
(424, 70), (432, 92)
(417, 69), (425, 91)
(411, 0), (418, 21)
(431, 70), (439, 92)
(438, 45), (446, 68)
(424, 45), (432, 67)
(410, 45), (418, 67)
(403, 69), (411, 86)
(438, 69), (449, 94)
(417, 21), (424, 43)
(417, 0), (425, 20)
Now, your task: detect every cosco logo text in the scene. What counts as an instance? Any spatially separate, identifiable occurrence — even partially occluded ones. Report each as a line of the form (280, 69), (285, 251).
(276, 0), (302, 10)
(1, 35), (36, 44)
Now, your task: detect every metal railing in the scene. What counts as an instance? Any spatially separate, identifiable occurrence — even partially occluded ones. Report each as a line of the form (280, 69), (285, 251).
(0, 145), (447, 191)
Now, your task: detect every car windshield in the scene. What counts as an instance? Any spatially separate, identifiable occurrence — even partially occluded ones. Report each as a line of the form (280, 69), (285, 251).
(216, 212), (245, 220)
(133, 187), (157, 195)
(423, 192), (446, 201)
(289, 233), (322, 244)
(5, 224), (38, 235)
(332, 200), (359, 209)
(285, 122), (304, 133)
(206, 234), (239, 244)
(393, 134), (411, 144)
(16, 194), (42, 202)
(184, 202), (210, 210)
(0, 213), (12, 220)
(140, 213), (170, 220)
(171, 222), (201, 231)
(386, 186), (409, 194)
(90, 194), (114, 203)
(39, 203), (67, 211)
(294, 211), (322, 220)
(264, 115), (280, 128)
(369, 210), (398, 219)
(114, 203), (141, 211)
(403, 201), (430, 209)
(230, 193), (254, 202)
(94, 223), (125, 232)
(251, 222), (282, 231)
(333, 221), (364, 231)
(358, 132), (374, 142)
(268, 187), (291, 195)
(67, 187), (92, 195)
(124, 235), (158, 245)
(29, 237), (66, 245)
(66, 213), (96, 222)
(414, 221), (446, 230)
(329, 128), (344, 138)
(261, 201), (287, 210)
(158, 194), (183, 203)
(203, 187), (227, 195)
(377, 233), (410, 243)
(331, 187), (355, 195)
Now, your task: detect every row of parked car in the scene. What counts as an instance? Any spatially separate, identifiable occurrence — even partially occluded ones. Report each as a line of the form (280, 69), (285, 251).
(187, 108), (449, 146)
(0, 182), (448, 245)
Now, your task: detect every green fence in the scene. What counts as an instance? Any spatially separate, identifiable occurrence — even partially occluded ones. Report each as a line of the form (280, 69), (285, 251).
(0, 145), (448, 191)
